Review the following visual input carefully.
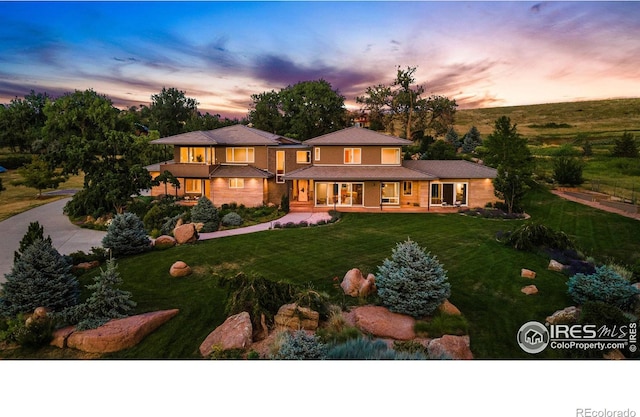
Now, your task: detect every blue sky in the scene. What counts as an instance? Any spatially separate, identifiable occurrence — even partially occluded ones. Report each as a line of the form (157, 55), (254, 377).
(1, 1), (639, 118)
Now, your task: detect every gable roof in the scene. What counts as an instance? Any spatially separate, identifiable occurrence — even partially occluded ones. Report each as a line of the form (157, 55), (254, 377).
(150, 125), (300, 146)
(404, 160), (498, 179)
(305, 126), (413, 146)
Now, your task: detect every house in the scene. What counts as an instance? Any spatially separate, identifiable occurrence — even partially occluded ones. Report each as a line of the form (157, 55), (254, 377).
(147, 125), (499, 211)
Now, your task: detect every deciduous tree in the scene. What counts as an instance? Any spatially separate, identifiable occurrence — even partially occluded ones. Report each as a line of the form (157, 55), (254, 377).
(149, 87), (199, 138)
(12, 156), (67, 198)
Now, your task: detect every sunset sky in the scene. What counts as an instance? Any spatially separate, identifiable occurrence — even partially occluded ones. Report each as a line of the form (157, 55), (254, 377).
(1, 1), (639, 118)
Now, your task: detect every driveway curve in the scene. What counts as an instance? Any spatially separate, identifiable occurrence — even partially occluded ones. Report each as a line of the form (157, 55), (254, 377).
(0, 196), (332, 284)
(0, 198), (106, 283)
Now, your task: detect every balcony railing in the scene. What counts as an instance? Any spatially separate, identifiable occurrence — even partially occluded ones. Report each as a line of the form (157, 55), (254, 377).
(159, 162), (214, 178)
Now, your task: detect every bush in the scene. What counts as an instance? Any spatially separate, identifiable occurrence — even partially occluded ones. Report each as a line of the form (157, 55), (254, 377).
(376, 238), (451, 318)
(0, 154), (31, 169)
(102, 212), (151, 257)
(0, 313), (53, 348)
(69, 260), (137, 331)
(190, 197), (220, 232)
(611, 132), (639, 158)
(0, 239), (79, 317)
(217, 273), (296, 336)
(505, 223), (575, 252)
(326, 337), (426, 359)
(553, 156), (584, 186)
(221, 212), (243, 227)
(271, 330), (328, 360)
(567, 266), (640, 311)
(280, 194), (289, 213)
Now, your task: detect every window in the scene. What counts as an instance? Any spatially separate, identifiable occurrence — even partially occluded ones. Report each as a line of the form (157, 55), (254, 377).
(276, 151), (285, 184)
(315, 182), (364, 206)
(381, 148), (401, 165)
(226, 147), (254, 163)
(180, 147), (210, 163)
(185, 179), (202, 194)
(229, 178), (245, 189)
(430, 182), (468, 206)
(381, 182), (399, 205)
(314, 147), (321, 161)
(296, 150), (311, 164)
(403, 181), (413, 196)
(344, 148), (361, 164)
(431, 183), (442, 204)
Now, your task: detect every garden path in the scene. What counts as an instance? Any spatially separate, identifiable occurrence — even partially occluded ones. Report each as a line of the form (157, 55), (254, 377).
(551, 190), (640, 221)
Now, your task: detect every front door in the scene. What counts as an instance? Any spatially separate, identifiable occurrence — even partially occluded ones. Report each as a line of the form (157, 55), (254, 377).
(443, 183), (454, 205)
(298, 180), (308, 202)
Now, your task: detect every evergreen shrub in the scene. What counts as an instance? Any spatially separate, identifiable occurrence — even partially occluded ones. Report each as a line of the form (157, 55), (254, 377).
(102, 212), (151, 257)
(0, 239), (79, 317)
(190, 197), (220, 232)
(271, 330), (328, 360)
(568, 266), (640, 311)
(326, 337), (426, 360)
(221, 212), (243, 227)
(376, 238), (451, 318)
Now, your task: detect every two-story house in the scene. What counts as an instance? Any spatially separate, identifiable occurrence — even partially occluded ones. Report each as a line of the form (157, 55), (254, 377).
(146, 125), (499, 211)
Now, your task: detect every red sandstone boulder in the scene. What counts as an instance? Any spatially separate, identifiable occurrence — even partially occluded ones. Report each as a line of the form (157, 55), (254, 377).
(546, 306), (581, 325)
(65, 309), (179, 353)
(351, 306), (416, 340)
(521, 269), (536, 279)
(50, 326), (75, 348)
(438, 299), (462, 316)
(548, 259), (566, 272)
(521, 285), (538, 295)
(428, 335), (473, 359)
(340, 268), (376, 297)
(199, 312), (253, 357)
(274, 303), (319, 331)
(154, 235), (176, 249)
(75, 261), (100, 271)
(169, 261), (192, 277)
(173, 223), (198, 245)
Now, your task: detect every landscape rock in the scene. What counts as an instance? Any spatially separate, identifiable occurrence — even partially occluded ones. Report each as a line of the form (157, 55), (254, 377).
(169, 261), (192, 277)
(199, 312), (253, 357)
(50, 326), (75, 349)
(33, 306), (49, 319)
(75, 261), (100, 271)
(548, 259), (566, 272)
(274, 303), (320, 331)
(351, 305), (416, 340)
(65, 309), (179, 353)
(173, 223), (198, 245)
(438, 299), (462, 316)
(545, 306), (581, 325)
(521, 285), (538, 295)
(428, 335), (473, 359)
(603, 349), (625, 360)
(340, 268), (376, 297)
(521, 269), (536, 279)
(154, 235), (176, 248)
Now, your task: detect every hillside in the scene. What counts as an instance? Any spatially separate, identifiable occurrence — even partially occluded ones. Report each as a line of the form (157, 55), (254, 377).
(454, 98), (640, 143)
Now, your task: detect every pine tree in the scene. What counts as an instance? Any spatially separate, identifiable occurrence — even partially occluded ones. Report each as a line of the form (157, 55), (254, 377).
(102, 212), (151, 257)
(445, 127), (461, 150)
(0, 239), (79, 317)
(14, 221), (52, 263)
(462, 126), (482, 154)
(612, 132), (639, 158)
(74, 259), (136, 330)
(190, 197), (220, 232)
(376, 238), (451, 318)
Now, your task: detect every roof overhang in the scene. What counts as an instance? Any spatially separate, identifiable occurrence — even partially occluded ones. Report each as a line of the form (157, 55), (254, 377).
(285, 165), (435, 181)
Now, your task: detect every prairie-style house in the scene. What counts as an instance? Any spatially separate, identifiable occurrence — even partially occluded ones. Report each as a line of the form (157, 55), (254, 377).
(146, 125), (499, 212)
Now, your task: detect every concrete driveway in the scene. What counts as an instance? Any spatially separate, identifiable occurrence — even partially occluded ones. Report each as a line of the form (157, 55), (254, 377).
(0, 198), (106, 283)
(0, 196), (331, 284)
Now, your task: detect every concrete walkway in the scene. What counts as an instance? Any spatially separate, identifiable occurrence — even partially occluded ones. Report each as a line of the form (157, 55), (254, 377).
(0, 195), (331, 283)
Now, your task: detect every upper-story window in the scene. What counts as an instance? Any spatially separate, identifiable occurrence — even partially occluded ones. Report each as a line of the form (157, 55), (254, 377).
(297, 150), (311, 164)
(180, 147), (210, 163)
(381, 148), (401, 165)
(344, 148), (361, 164)
(314, 147), (321, 161)
(226, 147), (255, 163)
